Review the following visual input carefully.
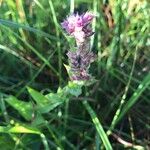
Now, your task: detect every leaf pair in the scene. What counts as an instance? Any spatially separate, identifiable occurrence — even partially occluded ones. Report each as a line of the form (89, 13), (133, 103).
(5, 87), (66, 121)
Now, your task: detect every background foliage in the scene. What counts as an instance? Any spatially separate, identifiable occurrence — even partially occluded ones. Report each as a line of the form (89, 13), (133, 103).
(0, 0), (150, 149)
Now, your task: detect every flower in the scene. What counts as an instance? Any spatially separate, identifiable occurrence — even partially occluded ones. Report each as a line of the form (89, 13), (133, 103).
(82, 12), (95, 24)
(61, 12), (95, 43)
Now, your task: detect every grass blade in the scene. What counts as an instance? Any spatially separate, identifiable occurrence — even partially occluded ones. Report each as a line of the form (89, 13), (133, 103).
(0, 19), (56, 40)
(116, 72), (150, 125)
(82, 100), (112, 150)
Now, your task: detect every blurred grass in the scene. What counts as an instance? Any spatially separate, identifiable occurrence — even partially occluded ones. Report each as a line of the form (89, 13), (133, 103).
(0, 0), (150, 149)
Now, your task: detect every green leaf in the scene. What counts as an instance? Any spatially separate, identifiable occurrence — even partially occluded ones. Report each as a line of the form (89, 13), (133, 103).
(0, 19), (56, 40)
(31, 113), (45, 126)
(27, 87), (65, 113)
(40, 93), (65, 113)
(5, 96), (33, 121)
(0, 136), (15, 150)
(27, 87), (48, 106)
(0, 125), (40, 134)
(64, 64), (71, 77)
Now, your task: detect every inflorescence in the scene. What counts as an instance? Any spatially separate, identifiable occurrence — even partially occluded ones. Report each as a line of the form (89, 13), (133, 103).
(61, 12), (96, 80)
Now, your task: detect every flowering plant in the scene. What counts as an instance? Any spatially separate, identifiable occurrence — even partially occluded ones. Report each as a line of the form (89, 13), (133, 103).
(62, 12), (96, 80)
(3, 11), (112, 150)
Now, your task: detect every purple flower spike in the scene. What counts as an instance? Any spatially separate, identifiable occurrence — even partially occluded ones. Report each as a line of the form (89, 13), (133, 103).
(61, 12), (96, 81)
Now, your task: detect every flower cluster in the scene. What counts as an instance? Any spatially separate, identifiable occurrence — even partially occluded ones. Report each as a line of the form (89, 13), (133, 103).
(61, 12), (96, 80)
(61, 12), (95, 44)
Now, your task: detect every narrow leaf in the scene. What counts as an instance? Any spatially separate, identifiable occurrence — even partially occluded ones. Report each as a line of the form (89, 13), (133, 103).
(0, 125), (40, 134)
(117, 73), (150, 124)
(83, 101), (112, 150)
